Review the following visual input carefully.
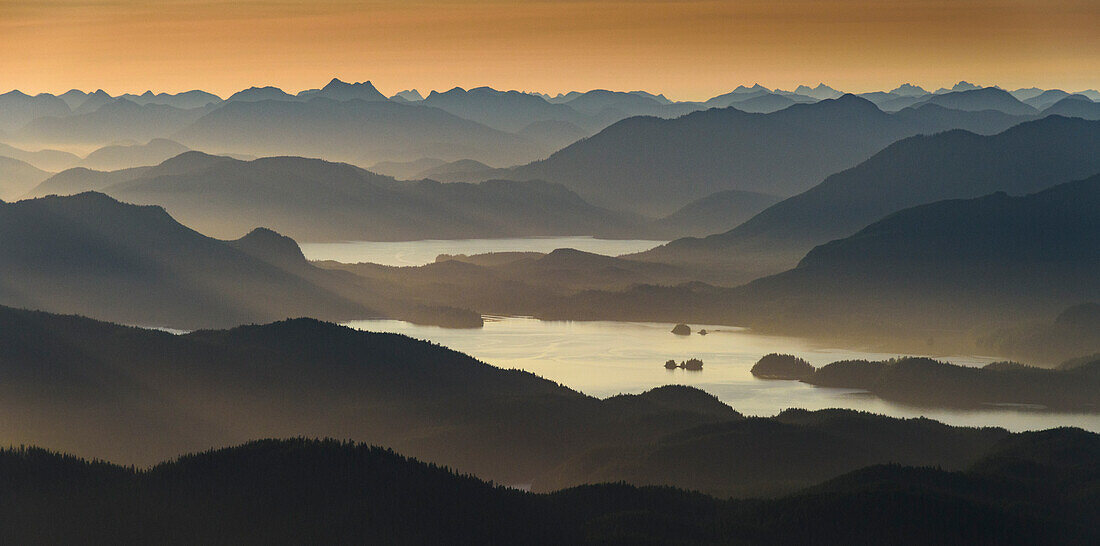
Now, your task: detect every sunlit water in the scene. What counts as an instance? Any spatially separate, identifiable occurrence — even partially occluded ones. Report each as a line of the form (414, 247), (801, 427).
(299, 236), (666, 266)
(344, 316), (1100, 432)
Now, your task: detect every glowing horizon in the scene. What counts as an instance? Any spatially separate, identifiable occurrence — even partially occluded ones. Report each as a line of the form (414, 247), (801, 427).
(3, 0), (1098, 102)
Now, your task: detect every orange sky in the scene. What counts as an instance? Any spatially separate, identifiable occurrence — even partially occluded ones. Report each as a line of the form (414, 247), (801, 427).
(2, 0), (1098, 100)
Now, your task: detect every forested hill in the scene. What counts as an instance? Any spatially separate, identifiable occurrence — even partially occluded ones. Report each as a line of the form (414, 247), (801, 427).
(0, 431), (1095, 545)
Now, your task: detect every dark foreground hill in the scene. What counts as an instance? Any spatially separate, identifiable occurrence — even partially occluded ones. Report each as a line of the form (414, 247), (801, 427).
(26, 152), (641, 241)
(0, 430), (1095, 545)
(0, 305), (1067, 500)
(0, 305), (738, 482)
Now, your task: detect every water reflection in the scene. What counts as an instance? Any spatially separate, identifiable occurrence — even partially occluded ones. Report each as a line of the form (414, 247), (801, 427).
(299, 236), (666, 266)
(344, 316), (1100, 432)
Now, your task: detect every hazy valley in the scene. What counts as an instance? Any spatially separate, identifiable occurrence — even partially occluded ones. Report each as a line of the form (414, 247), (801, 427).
(2, 71), (1099, 544)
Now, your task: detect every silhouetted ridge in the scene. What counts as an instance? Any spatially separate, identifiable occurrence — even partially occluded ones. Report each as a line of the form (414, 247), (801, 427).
(0, 90), (71, 131)
(79, 138), (190, 171)
(729, 173), (1100, 341)
(226, 86), (295, 102)
(174, 96), (544, 166)
(503, 91), (1028, 215)
(1042, 95), (1100, 120)
(229, 227), (310, 270)
(0, 192), (372, 328)
(1, 430), (1094, 544)
(909, 87), (1036, 115)
(0, 155), (51, 200)
(315, 78), (388, 101)
(641, 115), (1100, 277)
(30, 153), (640, 241)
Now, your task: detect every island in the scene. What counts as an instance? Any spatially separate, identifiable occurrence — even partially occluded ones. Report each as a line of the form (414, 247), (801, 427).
(750, 353), (815, 380)
(749, 354), (1100, 411)
(664, 358), (704, 370)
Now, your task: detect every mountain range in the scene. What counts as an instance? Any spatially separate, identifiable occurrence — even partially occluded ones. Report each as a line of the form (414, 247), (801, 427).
(17, 99), (211, 145)
(728, 174), (1100, 343)
(77, 138), (191, 171)
(0, 156), (51, 200)
(1, 303), (1089, 504)
(24, 152), (641, 241)
(0, 192), (376, 328)
(2, 80), (1095, 175)
(172, 97), (546, 166)
(491, 174), (1100, 356)
(0, 90), (70, 132)
(489, 94), (1041, 215)
(638, 116), (1100, 277)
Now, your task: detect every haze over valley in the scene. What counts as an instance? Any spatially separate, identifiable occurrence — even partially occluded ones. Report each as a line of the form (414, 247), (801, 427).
(2, 0), (1099, 540)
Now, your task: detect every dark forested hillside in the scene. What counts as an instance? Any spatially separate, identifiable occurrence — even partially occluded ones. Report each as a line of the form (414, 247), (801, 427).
(0, 430), (1095, 545)
(1, 305), (1079, 500)
(0, 305), (739, 482)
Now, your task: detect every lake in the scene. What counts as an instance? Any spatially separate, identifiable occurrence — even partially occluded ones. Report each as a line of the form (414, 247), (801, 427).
(344, 316), (1100, 433)
(299, 236), (666, 266)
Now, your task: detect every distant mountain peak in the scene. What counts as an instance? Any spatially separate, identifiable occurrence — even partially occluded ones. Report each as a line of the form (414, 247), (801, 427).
(627, 90), (671, 104)
(427, 87), (469, 98)
(936, 81), (982, 94)
(794, 83), (842, 99)
(392, 89), (424, 102)
(230, 227), (309, 269)
(733, 83), (771, 93)
(826, 93), (877, 108)
(322, 77), (373, 90)
(469, 86), (511, 96)
(890, 83), (928, 96)
(226, 86), (294, 102)
(316, 78), (387, 101)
